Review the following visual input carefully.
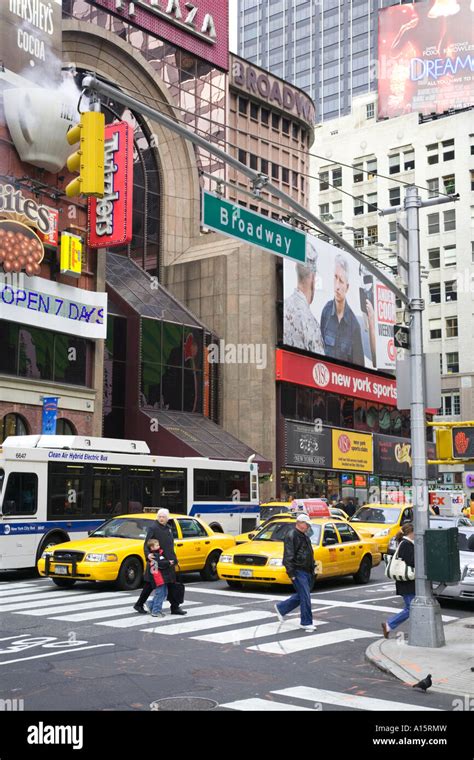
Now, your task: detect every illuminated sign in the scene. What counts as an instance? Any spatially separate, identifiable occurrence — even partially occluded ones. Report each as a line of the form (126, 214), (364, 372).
(332, 429), (373, 473)
(0, 276), (107, 340)
(60, 232), (83, 278)
(88, 122), (133, 248)
(90, 0), (228, 70)
(0, 0), (62, 81)
(378, 1), (474, 118)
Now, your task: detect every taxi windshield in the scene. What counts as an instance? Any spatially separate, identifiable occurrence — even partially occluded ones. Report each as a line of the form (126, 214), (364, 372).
(90, 517), (151, 540)
(260, 505), (290, 521)
(253, 521), (321, 545)
(351, 506), (401, 524)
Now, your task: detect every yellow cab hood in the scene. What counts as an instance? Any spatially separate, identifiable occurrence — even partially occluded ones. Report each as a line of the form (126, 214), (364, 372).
(350, 522), (394, 537)
(231, 540), (282, 559)
(50, 536), (144, 555)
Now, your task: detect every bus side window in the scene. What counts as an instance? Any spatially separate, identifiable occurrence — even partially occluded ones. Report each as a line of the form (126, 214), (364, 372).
(3, 473), (38, 515)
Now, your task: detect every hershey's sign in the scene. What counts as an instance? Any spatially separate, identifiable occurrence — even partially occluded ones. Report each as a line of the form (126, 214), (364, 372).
(232, 58), (316, 126)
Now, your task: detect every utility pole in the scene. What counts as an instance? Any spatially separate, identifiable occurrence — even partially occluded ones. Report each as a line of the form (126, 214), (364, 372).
(381, 185), (458, 648)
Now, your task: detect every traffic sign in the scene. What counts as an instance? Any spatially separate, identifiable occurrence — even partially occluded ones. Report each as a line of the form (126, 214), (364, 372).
(202, 191), (306, 262)
(394, 325), (410, 349)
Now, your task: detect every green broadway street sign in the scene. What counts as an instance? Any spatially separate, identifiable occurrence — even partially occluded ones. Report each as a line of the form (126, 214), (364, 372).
(202, 191), (306, 263)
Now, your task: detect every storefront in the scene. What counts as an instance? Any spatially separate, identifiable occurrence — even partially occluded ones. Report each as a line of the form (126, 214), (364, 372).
(276, 349), (436, 504)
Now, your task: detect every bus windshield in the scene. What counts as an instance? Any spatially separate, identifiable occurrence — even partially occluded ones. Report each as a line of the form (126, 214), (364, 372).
(90, 517), (152, 540)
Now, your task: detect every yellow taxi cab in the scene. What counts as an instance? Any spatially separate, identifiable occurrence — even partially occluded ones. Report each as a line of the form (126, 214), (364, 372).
(37, 513), (235, 591)
(349, 503), (414, 554)
(217, 517), (382, 588)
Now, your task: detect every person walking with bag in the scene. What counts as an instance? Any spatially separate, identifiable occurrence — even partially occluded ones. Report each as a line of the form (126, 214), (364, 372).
(274, 514), (316, 632)
(382, 523), (415, 638)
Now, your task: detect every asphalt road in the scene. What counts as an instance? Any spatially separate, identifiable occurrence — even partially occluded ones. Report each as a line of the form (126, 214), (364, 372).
(0, 565), (471, 713)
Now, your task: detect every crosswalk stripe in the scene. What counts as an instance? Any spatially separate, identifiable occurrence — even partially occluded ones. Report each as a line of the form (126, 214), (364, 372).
(221, 698), (314, 711)
(51, 600), (201, 622)
(143, 610), (273, 636)
(307, 598), (458, 622)
(194, 619), (330, 644)
(247, 627), (379, 655)
(0, 590), (104, 611)
(273, 686), (441, 712)
(97, 604), (240, 629)
(183, 587), (287, 601)
(0, 586), (60, 598)
(15, 595), (141, 616)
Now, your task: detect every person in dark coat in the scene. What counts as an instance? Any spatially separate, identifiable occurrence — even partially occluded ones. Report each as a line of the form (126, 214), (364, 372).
(133, 508), (187, 615)
(343, 498), (357, 518)
(381, 523), (415, 638)
(274, 514), (317, 631)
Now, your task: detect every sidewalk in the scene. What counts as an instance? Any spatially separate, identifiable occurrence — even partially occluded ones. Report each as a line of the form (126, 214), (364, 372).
(366, 616), (474, 698)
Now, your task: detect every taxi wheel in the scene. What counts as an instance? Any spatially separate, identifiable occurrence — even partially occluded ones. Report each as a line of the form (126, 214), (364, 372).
(353, 556), (372, 584)
(200, 550), (221, 581)
(52, 578), (76, 588)
(116, 557), (143, 591)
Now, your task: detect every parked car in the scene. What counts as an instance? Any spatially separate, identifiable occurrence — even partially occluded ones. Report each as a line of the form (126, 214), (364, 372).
(434, 528), (474, 603)
(386, 515), (474, 556)
(349, 503), (414, 554)
(37, 514), (235, 590)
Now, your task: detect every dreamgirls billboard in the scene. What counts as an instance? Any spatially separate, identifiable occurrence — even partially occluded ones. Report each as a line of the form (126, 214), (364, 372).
(378, 0), (473, 118)
(283, 235), (396, 373)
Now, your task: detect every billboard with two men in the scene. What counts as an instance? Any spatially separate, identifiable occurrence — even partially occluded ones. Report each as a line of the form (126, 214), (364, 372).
(283, 234), (397, 373)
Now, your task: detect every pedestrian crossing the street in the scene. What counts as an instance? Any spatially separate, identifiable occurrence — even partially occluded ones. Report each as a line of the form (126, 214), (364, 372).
(0, 579), (460, 658)
(220, 686), (442, 712)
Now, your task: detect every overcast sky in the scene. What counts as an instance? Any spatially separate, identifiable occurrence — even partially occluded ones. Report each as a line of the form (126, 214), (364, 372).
(229, 0), (238, 53)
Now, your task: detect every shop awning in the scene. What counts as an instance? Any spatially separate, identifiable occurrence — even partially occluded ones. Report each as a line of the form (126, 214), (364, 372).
(141, 410), (272, 474)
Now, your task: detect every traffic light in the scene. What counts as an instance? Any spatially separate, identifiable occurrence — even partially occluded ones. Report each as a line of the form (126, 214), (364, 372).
(435, 428), (452, 459)
(65, 112), (105, 198)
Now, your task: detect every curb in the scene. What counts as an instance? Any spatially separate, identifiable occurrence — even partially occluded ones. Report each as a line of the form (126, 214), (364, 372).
(365, 639), (473, 699)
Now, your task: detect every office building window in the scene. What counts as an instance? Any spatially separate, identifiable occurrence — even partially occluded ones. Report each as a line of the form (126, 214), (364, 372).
(427, 213), (440, 234)
(272, 163), (279, 180)
(389, 187), (400, 206)
(249, 154), (258, 170)
(260, 107), (269, 126)
(354, 196), (364, 215)
(427, 143), (439, 164)
(404, 150), (415, 171)
(444, 245), (456, 267)
(292, 123), (299, 139)
(443, 209), (456, 231)
(261, 158), (269, 174)
(272, 113), (280, 130)
(429, 319), (442, 339)
(332, 200), (342, 221)
(427, 179), (439, 198)
(282, 167), (289, 184)
(389, 154), (400, 174)
(354, 228), (364, 248)
(320, 203), (330, 219)
(250, 102), (259, 120)
(238, 97), (248, 116)
(428, 248), (440, 269)
(440, 394), (460, 416)
(367, 158), (377, 179)
(320, 171), (329, 191)
(353, 163), (364, 183)
(445, 281), (457, 302)
(367, 193), (377, 212)
(429, 283), (441, 303)
(471, 170), (474, 191)
(446, 352), (459, 373)
(442, 139), (455, 161)
(332, 167), (342, 187)
(282, 118), (290, 135)
(367, 225), (378, 244)
(366, 102), (375, 119)
(443, 175), (455, 194)
(238, 149), (247, 165)
(445, 317), (458, 338)
(389, 221), (397, 242)
(292, 171), (298, 189)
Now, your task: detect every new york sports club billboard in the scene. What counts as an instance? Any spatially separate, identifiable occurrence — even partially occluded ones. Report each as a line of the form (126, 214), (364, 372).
(378, 0), (474, 118)
(283, 234), (396, 373)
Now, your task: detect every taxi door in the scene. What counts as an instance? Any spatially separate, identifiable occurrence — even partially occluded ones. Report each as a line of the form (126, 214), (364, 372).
(175, 517), (210, 571)
(317, 523), (343, 577)
(334, 522), (365, 574)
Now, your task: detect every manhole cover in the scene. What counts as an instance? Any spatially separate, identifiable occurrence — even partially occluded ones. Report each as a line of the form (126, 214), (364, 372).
(150, 697), (217, 711)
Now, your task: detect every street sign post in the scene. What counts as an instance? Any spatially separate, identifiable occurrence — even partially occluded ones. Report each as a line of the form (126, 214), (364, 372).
(394, 325), (410, 350)
(202, 191), (307, 262)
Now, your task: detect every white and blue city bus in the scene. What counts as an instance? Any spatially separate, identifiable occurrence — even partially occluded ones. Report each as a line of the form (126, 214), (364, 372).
(0, 435), (259, 571)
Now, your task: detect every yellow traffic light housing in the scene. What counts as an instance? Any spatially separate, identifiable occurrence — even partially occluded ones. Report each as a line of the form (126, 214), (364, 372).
(435, 428), (452, 459)
(65, 112), (105, 198)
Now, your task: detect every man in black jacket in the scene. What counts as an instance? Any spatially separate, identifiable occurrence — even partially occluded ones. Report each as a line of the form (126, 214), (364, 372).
(274, 514), (316, 632)
(133, 509), (187, 615)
